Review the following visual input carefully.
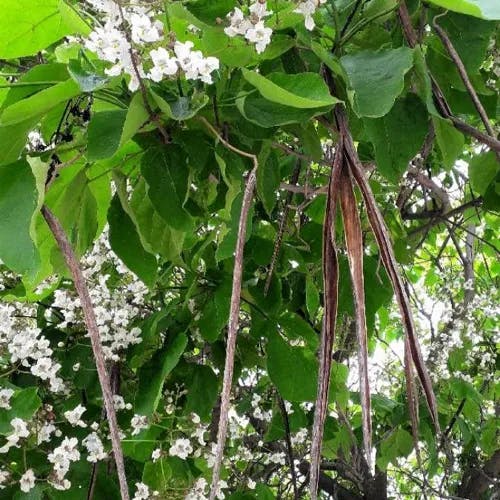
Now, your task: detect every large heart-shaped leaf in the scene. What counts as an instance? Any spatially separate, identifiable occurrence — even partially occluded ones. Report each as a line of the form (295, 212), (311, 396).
(341, 47), (414, 118)
(241, 69), (340, 109)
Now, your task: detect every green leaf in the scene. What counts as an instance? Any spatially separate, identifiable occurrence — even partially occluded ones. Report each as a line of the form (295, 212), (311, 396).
(141, 147), (194, 232)
(127, 179), (186, 262)
(87, 110), (128, 161)
(184, 365), (219, 422)
(257, 149), (280, 216)
(0, 117), (41, 166)
(150, 90), (209, 121)
(49, 168), (100, 257)
(0, 79), (81, 126)
(135, 332), (188, 416)
(469, 151), (498, 195)
(341, 47), (414, 117)
(68, 59), (107, 92)
(0, 387), (41, 434)
(237, 94), (331, 128)
(142, 457), (192, 493)
(108, 194), (157, 287)
(197, 278), (231, 342)
(241, 70), (339, 109)
(0, 0), (90, 59)
(123, 425), (163, 462)
(14, 485), (44, 500)
(306, 276), (320, 318)
(377, 428), (413, 470)
(426, 0), (500, 20)
(121, 93), (150, 145)
(267, 332), (318, 402)
(278, 311), (319, 350)
(364, 94), (429, 181)
(433, 117), (464, 170)
(0, 160), (42, 275)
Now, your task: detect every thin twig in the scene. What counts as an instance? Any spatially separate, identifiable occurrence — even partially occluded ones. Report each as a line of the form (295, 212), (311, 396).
(41, 206), (129, 500)
(264, 159), (301, 295)
(199, 117), (259, 500)
(398, 2), (500, 153)
(433, 17), (496, 138)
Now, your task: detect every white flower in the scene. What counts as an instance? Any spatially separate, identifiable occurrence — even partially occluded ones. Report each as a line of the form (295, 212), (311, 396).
(130, 414), (149, 436)
(19, 469), (35, 493)
(0, 388), (14, 409)
(224, 8), (252, 37)
(196, 56), (220, 84)
(0, 418), (29, 453)
(129, 13), (163, 44)
(48, 437), (80, 480)
(249, 1), (272, 20)
(214, 479), (228, 500)
(294, 0), (326, 31)
(245, 21), (273, 54)
(37, 422), (57, 445)
(149, 47), (178, 81)
(151, 448), (162, 462)
(247, 478), (256, 490)
(83, 432), (107, 462)
(0, 469), (9, 489)
(133, 482), (150, 500)
(113, 395), (126, 411)
(291, 427), (308, 446)
(186, 477), (208, 500)
(168, 438), (193, 460)
(64, 404), (87, 428)
(31, 357), (55, 380)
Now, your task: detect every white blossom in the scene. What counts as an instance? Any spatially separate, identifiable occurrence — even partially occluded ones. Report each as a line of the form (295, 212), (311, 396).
(149, 47), (178, 81)
(133, 482), (151, 500)
(294, 0), (327, 31)
(0, 388), (14, 409)
(83, 432), (107, 462)
(0, 418), (30, 454)
(48, 437), (80, 481)
(168, 438), (193, 460)
(130, 414), (149, 436)
(19, 469), (35, 493)
(64, 404), (87, 428)
(245, 21), (273, 54)
(151, 448), (162, 462)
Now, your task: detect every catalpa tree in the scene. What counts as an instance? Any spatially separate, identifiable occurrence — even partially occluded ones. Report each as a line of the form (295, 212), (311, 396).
(0, 0), (498, 499)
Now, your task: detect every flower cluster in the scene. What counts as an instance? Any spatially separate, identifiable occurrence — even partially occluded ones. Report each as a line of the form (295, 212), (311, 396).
(48, 437), (80, 490)
(294, 0), (327, 31)
(224, 1), (273, 54)
(84, 0), (219, 90)
(0, 303), (65, 393)
(49, 233), (149, 361)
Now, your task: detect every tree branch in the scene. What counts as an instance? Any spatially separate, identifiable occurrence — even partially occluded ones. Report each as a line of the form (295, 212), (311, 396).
(433, 17), (496, 139)
(199, 117), (259, 500)
(398, 2), (500, 153)
(41, 206), (129, 500)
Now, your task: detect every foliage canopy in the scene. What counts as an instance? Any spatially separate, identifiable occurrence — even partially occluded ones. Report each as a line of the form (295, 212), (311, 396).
(0, 0), (498, 499)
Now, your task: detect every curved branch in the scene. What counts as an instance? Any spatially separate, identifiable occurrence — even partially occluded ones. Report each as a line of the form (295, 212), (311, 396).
(41, 206), (129, 500)
(199, 117), (259, 500)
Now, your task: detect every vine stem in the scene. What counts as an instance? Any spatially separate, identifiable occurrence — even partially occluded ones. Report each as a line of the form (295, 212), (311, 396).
(41, 206), (129, 500)
(199, 117), (258, 500)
